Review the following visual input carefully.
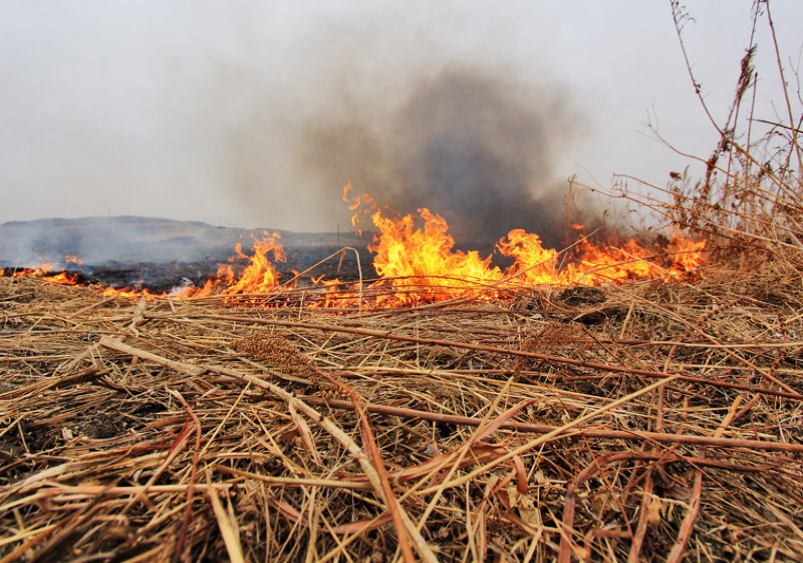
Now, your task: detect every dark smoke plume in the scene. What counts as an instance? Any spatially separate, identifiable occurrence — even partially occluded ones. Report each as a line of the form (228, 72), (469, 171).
(300, 66), (580, 250)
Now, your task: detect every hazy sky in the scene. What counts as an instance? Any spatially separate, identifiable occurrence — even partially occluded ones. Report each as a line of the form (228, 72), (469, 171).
(1, 1), (801, 236)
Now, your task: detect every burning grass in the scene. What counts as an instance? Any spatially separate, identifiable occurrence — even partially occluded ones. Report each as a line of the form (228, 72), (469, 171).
(2, 261), (803, 562)
(0, 209), (709, 308)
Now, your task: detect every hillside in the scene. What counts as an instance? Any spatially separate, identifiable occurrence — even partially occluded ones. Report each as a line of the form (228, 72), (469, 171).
(0, 216), (369, 268)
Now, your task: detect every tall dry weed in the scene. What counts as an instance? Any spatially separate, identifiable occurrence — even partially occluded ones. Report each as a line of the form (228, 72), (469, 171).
(667, 1), (801, 266)
(582, 1), (802, 270)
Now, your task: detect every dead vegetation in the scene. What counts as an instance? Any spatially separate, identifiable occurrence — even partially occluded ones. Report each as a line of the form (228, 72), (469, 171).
(599, 1), (803, 275)
(2, 263), (803, 562)
(2, 2), (803, 562)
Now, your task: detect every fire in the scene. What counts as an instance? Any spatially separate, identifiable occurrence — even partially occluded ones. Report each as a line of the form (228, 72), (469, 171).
(101, 284), (159, 299)
(180, 232), (286, 298)
(8, 190), (706, 306)
(668, 235), (707, 273)
(43, 271), (80, 286)
(93, 232), (287, 300)
(308, 277), (357, 309)
(1, 260), (80, 285)
(369, 207), (503, 303)
(565, 236), (663, 284)
(347, 189), (706, 304)
(496, 229), (560, 285)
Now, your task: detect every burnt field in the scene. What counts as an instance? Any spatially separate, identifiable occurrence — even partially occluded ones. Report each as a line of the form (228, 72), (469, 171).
(8, 244), (375, 294)
(0, 216), (376, 292)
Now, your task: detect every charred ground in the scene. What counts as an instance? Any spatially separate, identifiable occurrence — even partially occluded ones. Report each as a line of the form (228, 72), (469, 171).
(0, 216), (376, 292)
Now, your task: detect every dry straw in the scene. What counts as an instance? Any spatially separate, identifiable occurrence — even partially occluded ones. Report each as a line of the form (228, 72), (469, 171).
(2, 252), (803, 562)
(2, 4), (803, 561)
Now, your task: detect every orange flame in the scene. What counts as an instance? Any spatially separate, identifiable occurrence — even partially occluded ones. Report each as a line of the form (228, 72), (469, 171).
(496, 229), (560, 285)
(668, 235), (707, 273)
(2, 264), (80, 285)
(369, 208), (503, 304)
(43, 271), (80, 286)
(101, 283), (159, 299)
(179, 232), (286, 298)
(10, 190), (706, 306)
(348, 189), (706, 304)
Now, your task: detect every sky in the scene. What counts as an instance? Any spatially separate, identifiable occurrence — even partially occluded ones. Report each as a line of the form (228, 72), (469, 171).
(1, 1), (801, 242)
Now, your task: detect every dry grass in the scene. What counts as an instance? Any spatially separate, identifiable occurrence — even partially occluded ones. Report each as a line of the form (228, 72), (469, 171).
(2, 262), (803, 562)
(2, 7), (802, 560)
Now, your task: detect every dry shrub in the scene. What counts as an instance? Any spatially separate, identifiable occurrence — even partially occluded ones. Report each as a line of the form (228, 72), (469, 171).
(667, 2), (802, 266)
(580, 1), (802, 272)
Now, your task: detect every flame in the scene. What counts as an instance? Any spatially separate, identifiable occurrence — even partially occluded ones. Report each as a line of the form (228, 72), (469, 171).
(101, 283), (159, 299)
(39, 232), (288, 301)
(307, 277), (357, 308)
(565, 236), (663, 284)
(348, 189), (706, 304)
(43, 271), (80, 285)
(496, 229), (560, 285)
(368, 208), (503, 304)
(178, 232), (286, 299)
(668, 235), (707, 273)
(1, 263), (80, 285)
(344, 181), (385, 237)
(9, 191), (706, 306)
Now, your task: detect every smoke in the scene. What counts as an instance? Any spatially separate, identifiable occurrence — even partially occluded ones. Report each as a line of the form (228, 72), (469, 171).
(0, 2), (589, 247)
(300, 66), (579, 249)
(10, 2), (803, 243)
(0, 217), (244, 268)
(194, 5), (588, 250)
